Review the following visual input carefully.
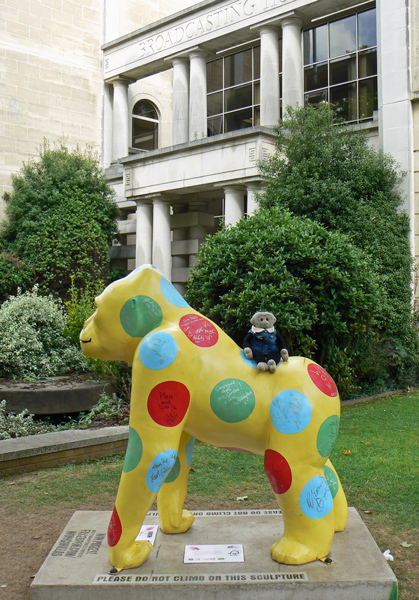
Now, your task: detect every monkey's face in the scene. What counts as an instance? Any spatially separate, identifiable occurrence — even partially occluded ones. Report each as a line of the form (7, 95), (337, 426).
(251, 312), (276, 329)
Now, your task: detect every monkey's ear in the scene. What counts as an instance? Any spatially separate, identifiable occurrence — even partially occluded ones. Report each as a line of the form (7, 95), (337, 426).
(250, 312), (259, 325)
(271, 315), (277, 325)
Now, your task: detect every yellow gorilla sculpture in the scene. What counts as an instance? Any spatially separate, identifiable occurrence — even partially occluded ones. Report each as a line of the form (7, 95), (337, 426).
(80, 265), (348, 573)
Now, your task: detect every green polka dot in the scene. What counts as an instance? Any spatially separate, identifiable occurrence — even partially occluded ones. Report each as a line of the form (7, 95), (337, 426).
(120, 296), (162, 338)
(123, 427), (143, 473)
(164, 456), (181, 484)
(317, 415), (340, 457)
(323, 465), (339, 499)
(210, 379), (255, 424)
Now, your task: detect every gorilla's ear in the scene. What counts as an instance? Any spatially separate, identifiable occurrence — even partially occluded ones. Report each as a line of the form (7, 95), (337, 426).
(250, 312), (259, 326)
(271, 314), (277, 325)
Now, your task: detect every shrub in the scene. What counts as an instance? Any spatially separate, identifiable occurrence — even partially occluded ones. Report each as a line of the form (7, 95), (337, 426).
(186, 208), (381, 396)
(0, 287), (87, 380)
(0, 400), (57, 439)
(0, 141), (119, 299)
(0, 248), (35, 302)
(258, 105), (419, 390)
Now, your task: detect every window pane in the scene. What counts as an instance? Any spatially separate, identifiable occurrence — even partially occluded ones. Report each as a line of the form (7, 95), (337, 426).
(304, 24), (328, 64)
(330, 55), (356, 85)
(359, 49), (377, 79)
(207, 59), (223, 93)
(208, 116), (223, 137)
(359, 77), (377, 119)
(133, 100), (158, 120)
(225, 83), (252, 112)
(254, 106), (260, 126)
(304, 62), (328, 91)
(132, 118), (158, 150)
(225, 49), (253, 87)
(329, 15), (356, 58)
(253, 45), (260, 79)
(330, 82), (357, 121)
(225, 107), (253, 132)
(207, 91), (223, 117)
(304, 89), (328, 107)
(358, 9), (376, 50)
(254, 81), (260, 105)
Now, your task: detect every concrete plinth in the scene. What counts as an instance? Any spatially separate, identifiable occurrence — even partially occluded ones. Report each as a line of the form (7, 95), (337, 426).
(30, 508), (397, 600)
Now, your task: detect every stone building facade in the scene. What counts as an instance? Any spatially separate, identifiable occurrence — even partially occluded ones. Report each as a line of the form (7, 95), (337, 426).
(1, 0), (419, 295)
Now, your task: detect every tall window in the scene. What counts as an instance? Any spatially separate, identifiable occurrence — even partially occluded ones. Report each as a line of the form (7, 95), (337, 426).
(132, 100), (159, 151)
(303, 8), (377, 122)
(207, 46), (260, 136)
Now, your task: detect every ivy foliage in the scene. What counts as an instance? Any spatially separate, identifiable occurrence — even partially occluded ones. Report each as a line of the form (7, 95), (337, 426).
(0, 141), (119, 299)
(0, 248), (35, 302)
(186, 208), (381, 395)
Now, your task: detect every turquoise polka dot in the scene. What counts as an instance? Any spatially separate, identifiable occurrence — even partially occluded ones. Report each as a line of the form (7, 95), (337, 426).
(323, 465), (339, 499)
(164, 456), (181, 484)
(270, 390), (312, 434)
(317, 415), (340, 457)
(240, 349), (258, 369)
(210, 379), (255, 423)
(120, 296), (162, 338)
(160, 277), (189, 308)
(299, 475), (333, 520)
(122, 427), (143, 473)
(146, 450), (178, 492)
(185, 437), (196, 467)
(139, 332), (178, 370)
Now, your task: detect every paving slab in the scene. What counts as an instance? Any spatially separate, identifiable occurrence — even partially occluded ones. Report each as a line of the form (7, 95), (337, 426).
(30, 507), (397, 600)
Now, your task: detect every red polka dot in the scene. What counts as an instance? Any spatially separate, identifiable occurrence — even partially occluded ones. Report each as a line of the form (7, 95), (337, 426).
(179, 314), (219, 347)
(264, 449), (292, 494)
(307, 363), (338, 397)
(108, 506), (122, 547)
(148, 381), (190, 427)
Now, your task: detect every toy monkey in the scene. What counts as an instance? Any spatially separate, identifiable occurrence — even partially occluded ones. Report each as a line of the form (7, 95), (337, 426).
(243, 311), (289, 373)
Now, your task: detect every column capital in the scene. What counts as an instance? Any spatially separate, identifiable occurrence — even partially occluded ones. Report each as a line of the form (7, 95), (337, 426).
(106, 75), (136, 86)
(280, 15), (303, 28)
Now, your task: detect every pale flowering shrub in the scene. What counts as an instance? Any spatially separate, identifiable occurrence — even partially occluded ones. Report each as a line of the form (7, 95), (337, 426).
(0, 400), (58, 439)
(0, 287), (87, 380)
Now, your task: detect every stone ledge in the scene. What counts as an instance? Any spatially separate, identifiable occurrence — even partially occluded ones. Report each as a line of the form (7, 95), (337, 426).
(0, 426), (129, 477)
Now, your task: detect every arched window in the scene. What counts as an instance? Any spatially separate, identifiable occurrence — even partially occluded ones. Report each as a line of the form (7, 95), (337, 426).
(132, 100), (159, 151)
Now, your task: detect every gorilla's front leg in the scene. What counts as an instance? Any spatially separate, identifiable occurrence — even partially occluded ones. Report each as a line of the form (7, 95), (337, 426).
(157, 432), (196, 533)
(107, 423), (184, 572)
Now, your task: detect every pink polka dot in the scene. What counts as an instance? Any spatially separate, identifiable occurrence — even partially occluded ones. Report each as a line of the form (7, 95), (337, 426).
(108, 506), (122, 547)
(307, 363), (338, 397)
(179, 314), (219, 347)
(264, 449), (292, 494)
(148, 381), (190, 427)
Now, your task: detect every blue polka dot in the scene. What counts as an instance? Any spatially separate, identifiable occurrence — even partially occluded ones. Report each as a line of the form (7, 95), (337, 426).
(299, 475), (333, 520)
(160, 277), (189, 308)
(146, 450), (178, 492)
(270, 389), (312, 434)
(185, 437), (196, 467)
(139, 332), (178, 370)
(240, 349), (258, 369)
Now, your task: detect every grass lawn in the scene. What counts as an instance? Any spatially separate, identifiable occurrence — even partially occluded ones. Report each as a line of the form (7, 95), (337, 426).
(0, 392), (418, 598)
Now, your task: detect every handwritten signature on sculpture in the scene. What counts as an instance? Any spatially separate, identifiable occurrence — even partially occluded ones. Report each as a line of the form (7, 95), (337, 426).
(306, 479), (329, 513)
(150, 453), (177, 484)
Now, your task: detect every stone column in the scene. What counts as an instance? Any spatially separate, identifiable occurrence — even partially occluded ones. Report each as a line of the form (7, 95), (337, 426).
(112, 78), (130, 160)
(135, 201), (153, 267)
(103, 83), (113, 168)
(260, 26), (281, 127)
(152, 197), (172, 280)
(247, 184), (262, 215)
(172, 58), (190, 145)
(224, 187), (245, 226)
(189, 50), (207, 141)
(281, 17), (304, 110)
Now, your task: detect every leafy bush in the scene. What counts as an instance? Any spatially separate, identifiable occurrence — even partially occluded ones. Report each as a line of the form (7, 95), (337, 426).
(0, 400), (58, 439)
(186, 208), (381, 396)
(0, 141), (119, 299)
(0, 248), (35, 302)
(258, 105), (419, 391)
(76, 392), (130, 428)
(0, 287), (87, 380)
